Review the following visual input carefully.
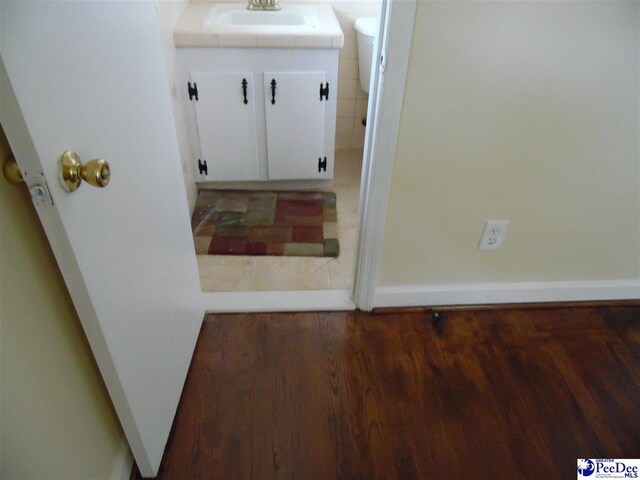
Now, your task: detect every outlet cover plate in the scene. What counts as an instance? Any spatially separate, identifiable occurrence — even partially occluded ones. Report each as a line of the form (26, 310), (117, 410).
(479, 220), (509, 250)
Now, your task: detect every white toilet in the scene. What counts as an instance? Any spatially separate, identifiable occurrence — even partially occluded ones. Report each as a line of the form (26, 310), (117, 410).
(354, 17), (378, 94)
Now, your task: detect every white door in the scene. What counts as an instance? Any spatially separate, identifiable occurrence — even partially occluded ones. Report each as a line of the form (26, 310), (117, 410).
(0, 3), (203, 477)
(191, 72), (260, 181)
(264, 71), (326, 180)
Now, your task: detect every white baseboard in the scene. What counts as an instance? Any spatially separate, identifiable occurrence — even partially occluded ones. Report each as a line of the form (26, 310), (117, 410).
(202, 289), (356, 313)
(373, 279), (640, 308)
(111, 439), (133, 480)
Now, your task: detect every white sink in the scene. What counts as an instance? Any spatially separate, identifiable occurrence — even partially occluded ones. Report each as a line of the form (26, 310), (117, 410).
(174, 2), (344, 48)
(203, 3), (321, 31)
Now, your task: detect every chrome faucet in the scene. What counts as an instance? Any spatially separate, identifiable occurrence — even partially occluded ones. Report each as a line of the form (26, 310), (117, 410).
(247, 0), (280, 11)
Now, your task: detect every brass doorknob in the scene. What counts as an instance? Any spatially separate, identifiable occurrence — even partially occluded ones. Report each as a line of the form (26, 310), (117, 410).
(58, 151), (110, 192)
(3, 156), (25, 185)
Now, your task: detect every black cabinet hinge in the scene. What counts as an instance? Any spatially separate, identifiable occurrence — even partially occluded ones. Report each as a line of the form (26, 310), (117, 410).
(271, 79), (277, 105)
(188, 81), (198, 101)
(198, 159), (208, 176)
(319, 82), (329, 101)
(242, 78), (248, 105)
(318, 156), (327, 172)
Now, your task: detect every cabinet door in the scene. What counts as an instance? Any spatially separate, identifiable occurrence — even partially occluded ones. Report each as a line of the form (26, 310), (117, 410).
(191, 72), (259, 181)
(264, 71), (326, 180)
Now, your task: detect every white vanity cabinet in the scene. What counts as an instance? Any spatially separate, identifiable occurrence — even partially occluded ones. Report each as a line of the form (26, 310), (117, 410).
(178, 48), (339, 184)
(264, 71), (326, 180)
(191, 72), (259, 181)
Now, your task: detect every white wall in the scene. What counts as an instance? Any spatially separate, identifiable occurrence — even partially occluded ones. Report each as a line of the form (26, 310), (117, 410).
(157, 0), (198, 212)
(0, 127), (131, 479)
(191, 0), (379, 150)
(327, 0), (379, 150)
(378, 2), (639, 294)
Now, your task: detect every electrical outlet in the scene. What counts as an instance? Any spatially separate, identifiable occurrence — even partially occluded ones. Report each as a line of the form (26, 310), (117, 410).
(479, 220), (509, 250)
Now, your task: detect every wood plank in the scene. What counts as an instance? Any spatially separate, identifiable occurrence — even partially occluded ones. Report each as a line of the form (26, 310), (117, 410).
(132, 305), (640, 479)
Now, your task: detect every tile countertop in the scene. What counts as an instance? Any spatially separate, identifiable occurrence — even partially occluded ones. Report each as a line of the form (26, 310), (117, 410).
(174, 3), (345, 49)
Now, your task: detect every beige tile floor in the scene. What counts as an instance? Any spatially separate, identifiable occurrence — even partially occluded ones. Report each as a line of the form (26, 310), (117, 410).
(197, 149), (363, 292)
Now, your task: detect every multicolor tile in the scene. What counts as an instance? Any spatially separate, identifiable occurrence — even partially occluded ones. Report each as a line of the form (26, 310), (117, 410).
(217, 211), (246, 226)
(191, 189), (339, 257)
(213, 191), (250, 212)
(194, 236), (212, 254)
(322, 192), (337, 206)
(247, 226), (293, 243)
(193, 223), (216, 237)
(323, 239), (340, 257)
(195, 190), (219, 208)
(246, 241), (267, 255)
(209, 236), (247, 255)
(283, 243), (325, 257)
(274, 212), (324, 227)
(214, 225), (248, 237)
(279, 191), (324, 201)
(247, 192), (277, 210)
(244, 209), (275, 226)
(266, 243), (285, 256)
(275, 199), (323, 217)
(293, 226), (324, 243)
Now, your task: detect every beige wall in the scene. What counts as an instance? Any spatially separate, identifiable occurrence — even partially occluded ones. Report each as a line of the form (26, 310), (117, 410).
(157, 0), (199, 213)
(0, 126), (130, 479)
(379, 1), (640, 286)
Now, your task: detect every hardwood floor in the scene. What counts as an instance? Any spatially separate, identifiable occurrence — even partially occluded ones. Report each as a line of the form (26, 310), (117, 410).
(133, 306), (640, 479)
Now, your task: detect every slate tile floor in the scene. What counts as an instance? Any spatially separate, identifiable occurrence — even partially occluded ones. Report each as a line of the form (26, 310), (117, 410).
(197, 149), (362, 292)
(192, 191), (340, 258)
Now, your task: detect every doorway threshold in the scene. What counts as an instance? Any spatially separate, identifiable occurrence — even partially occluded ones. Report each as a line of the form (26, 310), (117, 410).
(202, 289), (355, 313)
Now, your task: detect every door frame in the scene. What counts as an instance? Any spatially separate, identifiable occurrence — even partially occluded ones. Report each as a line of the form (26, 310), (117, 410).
(202, 0), (417, 313)
(351, 0), (417, 311)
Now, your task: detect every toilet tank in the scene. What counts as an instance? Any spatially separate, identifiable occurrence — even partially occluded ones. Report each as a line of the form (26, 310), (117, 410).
(354, 17), (378, 94)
